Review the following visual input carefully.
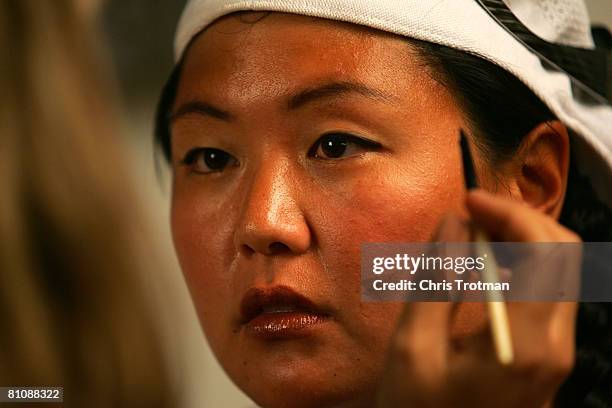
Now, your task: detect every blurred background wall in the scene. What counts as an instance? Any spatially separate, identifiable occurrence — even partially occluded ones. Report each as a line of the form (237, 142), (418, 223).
(588, 1), (612, 27)
(99, 1), (611, 407)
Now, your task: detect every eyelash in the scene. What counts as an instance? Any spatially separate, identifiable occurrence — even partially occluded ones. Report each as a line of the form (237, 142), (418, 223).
(180, 147), (236, 174)
(180, 133), (382, 174)
(181, 148), (210, 165)
(308, 132), (382, 159)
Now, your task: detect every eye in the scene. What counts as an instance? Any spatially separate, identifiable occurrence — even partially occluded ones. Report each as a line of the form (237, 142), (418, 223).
(181, 148), (237, 174)
(309, 133), (381, 160)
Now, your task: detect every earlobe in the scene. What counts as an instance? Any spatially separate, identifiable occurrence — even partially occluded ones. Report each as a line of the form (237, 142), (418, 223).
(515, 121), (570, 219)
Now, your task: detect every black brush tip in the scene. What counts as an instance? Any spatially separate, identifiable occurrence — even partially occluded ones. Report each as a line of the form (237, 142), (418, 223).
(460, 129), (478, 190)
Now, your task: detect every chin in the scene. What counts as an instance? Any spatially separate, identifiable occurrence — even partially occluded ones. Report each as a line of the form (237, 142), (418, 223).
(247, 383), (374, 408)
(227, 356), (378, 408)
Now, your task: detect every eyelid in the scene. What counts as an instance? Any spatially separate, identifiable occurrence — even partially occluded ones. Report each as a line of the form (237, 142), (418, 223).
(308, 132), (382, 157)
(181, 147), (208, 165)
(180, 147), (237, 174)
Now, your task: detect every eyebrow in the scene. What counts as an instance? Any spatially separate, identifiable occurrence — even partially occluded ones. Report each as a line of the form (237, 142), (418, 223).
(170, 100), (233, 123)
(286, 80), (396, 110)
(170, 80), (395, 123)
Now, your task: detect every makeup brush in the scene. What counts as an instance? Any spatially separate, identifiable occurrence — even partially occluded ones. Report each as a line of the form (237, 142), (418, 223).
(460, 130), (514, 365)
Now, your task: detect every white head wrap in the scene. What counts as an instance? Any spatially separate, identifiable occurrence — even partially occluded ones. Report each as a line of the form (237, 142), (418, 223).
(173, 0), (612, 208)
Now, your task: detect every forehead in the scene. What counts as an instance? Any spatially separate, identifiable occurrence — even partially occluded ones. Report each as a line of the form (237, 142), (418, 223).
(177, 12), (421, 105)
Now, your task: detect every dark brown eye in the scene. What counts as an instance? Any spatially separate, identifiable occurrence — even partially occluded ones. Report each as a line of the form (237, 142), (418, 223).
(181, 148), (236, 174)
(310, 133), (381, 160)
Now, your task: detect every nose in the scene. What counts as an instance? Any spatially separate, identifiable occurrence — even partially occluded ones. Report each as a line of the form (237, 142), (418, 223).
(234, 158), (311, 256)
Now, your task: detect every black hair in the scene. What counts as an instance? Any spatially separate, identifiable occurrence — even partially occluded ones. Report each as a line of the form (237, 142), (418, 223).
(153, 22), (612, 408)
(154, 61), (181, 163)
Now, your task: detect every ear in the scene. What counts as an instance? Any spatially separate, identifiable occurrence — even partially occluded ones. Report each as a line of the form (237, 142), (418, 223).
(506, 121), (570, 219)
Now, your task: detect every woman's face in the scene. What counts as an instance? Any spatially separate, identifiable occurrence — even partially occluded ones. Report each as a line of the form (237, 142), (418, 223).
(171, 12), (471, 408)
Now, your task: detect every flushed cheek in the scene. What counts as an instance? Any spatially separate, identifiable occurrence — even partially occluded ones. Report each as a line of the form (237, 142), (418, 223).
(315, 158), (463, 266)
(170, 192), (237, 344)
(308, 160), (462, 342)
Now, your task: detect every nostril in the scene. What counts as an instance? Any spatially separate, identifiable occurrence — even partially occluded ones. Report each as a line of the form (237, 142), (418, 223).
(240, 244), (256, 256)
(238, 240), (293, 257)
(268, 242), (291, 254)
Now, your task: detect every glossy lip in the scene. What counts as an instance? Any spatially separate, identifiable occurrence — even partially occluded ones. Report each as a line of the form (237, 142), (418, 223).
(239, 285), (330, 339)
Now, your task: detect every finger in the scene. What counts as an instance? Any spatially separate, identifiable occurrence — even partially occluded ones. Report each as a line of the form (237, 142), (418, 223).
(431, 213), (471, 242)
(504, 302), (577, 375)
(522, 243), (583, 301)
(444, 301), (577, 408)
(430, 214), (473, 300)
(466, 189), (579, 242)
(378, 301), (455, 407)
(452, 301), (576, 375)
(392, 302), (455, 376)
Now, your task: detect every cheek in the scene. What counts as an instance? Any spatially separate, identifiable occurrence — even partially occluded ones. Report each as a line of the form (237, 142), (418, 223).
(307, 148), (464, 336)
(170, 186), (236, 341)
(313, 152), (464, 274)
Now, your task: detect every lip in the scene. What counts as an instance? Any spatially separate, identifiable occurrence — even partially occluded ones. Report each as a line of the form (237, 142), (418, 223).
(239, 285), (330, 340)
